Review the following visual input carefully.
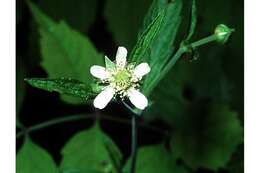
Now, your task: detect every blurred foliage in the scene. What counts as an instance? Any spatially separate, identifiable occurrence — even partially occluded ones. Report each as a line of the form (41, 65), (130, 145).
(16, 0), (243, 173)
(16, 58), (26, 127)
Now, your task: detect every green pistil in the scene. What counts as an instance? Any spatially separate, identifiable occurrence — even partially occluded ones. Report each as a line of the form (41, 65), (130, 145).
(110, 69), (133, 92)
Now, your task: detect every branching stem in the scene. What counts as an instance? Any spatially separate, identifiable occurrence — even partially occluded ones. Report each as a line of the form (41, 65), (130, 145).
(16, 113), (168, 138)
(158, 34), (218, 84)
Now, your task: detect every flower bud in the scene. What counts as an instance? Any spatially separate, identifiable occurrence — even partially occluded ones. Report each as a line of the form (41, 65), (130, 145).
(214, 24), (234, 44)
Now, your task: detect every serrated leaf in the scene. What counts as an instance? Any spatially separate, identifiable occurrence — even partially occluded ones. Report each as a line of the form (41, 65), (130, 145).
(124, 144), (189, 173)
(185, 0), (197, 41)
(104, 0), (152, 49)
(17, 137), (57, 173)
(140, 0), (167, 33)
(25, 78), (94, 100)
(170, 103), (243, 170)
(140, 0), (183, 95)
(60, 123), (122, 173)
(28, 2), (103, 104)
(38, 0), (97, 32)
(129, 8), (166, 65)
(61, 168), (103, 173)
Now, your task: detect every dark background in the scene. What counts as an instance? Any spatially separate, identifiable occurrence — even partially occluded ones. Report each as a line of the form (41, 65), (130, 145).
(16, 0), (244, 173)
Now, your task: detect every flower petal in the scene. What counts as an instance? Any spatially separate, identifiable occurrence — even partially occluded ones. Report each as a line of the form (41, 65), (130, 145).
(116, 46), (127, 68)
(133, 63), (151, 78)
(127, 88), (148, 110)
(93, 87), (115, 109)
(90, 65), (109, 80)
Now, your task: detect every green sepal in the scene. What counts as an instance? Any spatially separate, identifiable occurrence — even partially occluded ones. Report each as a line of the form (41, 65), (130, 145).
(214, 24), (235, 44)
(105, 56), (116, 70)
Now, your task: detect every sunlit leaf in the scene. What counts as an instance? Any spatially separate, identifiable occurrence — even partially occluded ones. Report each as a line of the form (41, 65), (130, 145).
(140, 0), (183, 95)
(129, 8), (166, 65)
(17, 137), (57, 173)
(60, 123), (122, 173)
(28, 2), (103, 104)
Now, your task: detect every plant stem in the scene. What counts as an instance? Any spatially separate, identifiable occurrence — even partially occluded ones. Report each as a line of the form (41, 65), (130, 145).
(16, 114), (92, 138)
(155, 34), (218, 88)
(159, 47), (186, 82)
(16, 113), (168, 138)
(130, 115), (138, 173)
(190, 34), (217, 48)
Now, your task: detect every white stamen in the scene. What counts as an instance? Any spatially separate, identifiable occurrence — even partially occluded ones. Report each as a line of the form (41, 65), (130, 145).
(93, 87), (115, 109)
(127, 88), (148, 110)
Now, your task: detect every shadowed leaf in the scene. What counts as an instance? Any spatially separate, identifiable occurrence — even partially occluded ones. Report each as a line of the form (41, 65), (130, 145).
(60, 123), (122, 173)
(17, 137), (57, 173)
(170, 103), (243, 170)
(124, 144), (190, 173)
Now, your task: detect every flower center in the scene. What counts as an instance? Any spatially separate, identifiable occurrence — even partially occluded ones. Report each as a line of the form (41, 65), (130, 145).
(109, 68), (133, 92)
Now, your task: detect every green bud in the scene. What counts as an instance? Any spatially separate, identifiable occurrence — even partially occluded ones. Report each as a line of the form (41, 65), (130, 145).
(214, 24), (234, 44)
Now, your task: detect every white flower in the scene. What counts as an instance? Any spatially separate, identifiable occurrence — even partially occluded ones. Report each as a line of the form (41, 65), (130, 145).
(90, 46), (151, 110)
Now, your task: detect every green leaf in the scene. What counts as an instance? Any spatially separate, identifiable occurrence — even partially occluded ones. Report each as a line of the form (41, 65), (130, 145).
(129, 8), (166, 65)
(124, 144), (189, 173)
(185, 0), (197, 41)
(38, 0), (98, 32)
(140, 0), (183, 95)
(104, 0), (152, 49)
(25, 78), (94, 100)
(145, 50), (233, 125)
(28, 2), (103, 104)
(140, 0), (167, 32)
(61, 168), (103, 173)
(60, 123), (122, 173)
(170, 103), (243, 170)
(17, 137), (57, 173)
